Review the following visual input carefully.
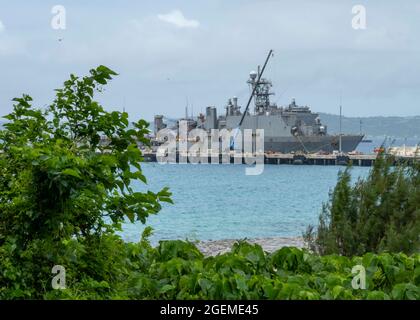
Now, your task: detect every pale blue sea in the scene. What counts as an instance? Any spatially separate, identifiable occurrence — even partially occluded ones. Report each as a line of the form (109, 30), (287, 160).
(121, 137), (418, 244)
(121, 163), (370, 244)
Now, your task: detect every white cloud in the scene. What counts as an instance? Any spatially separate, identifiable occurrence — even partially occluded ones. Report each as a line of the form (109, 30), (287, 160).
(0, 20), (5, 32)
(157, 10), (199, 28)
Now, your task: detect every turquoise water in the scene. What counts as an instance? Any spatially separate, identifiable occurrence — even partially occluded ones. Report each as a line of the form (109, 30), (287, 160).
(121, 163), (370, 244)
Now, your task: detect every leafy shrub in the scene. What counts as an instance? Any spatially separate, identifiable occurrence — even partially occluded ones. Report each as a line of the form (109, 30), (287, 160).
(119, 238), (419, 300)
(304, 155), (420, 256)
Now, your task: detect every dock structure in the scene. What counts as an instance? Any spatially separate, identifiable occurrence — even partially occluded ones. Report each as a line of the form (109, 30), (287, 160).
(264, 153), (378, 166)
(141, 150), (417, 167)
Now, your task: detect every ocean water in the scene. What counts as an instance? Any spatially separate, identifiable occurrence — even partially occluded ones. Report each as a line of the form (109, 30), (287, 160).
(121, 163), (370, 244)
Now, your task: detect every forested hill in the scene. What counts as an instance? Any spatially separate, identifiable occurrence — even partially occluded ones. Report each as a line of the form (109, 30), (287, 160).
(318, 113), (420, 138)
(2, 115), (420, 138)
(147, 114), (420, 138)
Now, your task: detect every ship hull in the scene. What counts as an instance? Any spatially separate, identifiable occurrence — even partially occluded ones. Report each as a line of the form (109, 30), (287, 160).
(264, 135), (364, 153)
(223, 115), (363, 153)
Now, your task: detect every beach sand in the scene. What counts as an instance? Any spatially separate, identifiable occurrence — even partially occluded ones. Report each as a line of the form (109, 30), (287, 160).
(196, 237), (305, 256)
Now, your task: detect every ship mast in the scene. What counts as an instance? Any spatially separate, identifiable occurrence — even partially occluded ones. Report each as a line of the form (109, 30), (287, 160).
(230, 50), (273, 149)
(238, 49), (274, 128)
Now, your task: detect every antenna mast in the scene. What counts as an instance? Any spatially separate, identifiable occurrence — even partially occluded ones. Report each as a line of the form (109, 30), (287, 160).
(185, 97), (189, 119)
(339, 95), (342, 154)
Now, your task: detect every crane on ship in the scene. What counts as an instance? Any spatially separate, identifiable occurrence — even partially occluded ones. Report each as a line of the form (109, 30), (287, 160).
(230, 49), (274, 149)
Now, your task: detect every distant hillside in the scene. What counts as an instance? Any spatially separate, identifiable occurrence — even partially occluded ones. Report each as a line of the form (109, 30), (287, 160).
(147, 114), (420, 138)
(318, 113), (420, 138)
(3, 115), (417, 138)
(148, 114), (420, 138)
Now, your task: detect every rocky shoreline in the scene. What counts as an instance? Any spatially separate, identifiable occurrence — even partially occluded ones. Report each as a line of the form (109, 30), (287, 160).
(196, 237), (305, 256)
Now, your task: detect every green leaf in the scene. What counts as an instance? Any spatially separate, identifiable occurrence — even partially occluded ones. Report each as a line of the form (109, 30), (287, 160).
(61, 168), (81, 178)
(159, 284), (175, 294)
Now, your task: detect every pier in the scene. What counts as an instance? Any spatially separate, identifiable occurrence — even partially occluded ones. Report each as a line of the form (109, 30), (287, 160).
(264, 153), (378, 166)
(141, 151), (418, 167)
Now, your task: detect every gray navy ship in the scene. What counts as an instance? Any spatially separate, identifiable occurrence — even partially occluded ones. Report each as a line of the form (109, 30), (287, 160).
(153, 50), (364, 153)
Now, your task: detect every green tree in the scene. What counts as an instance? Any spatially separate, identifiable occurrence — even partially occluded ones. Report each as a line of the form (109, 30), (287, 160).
(0, 66), (171, 298)
(305, 155), (420, 256)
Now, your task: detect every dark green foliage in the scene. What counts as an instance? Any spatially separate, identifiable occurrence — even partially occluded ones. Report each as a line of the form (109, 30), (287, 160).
(61, 237), (419, 300)
(0, 66), (171, 299)
(304, 155), (420, 256)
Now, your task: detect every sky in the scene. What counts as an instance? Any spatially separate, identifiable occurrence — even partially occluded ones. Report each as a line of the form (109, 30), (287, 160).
(0, 0), (419, 122)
